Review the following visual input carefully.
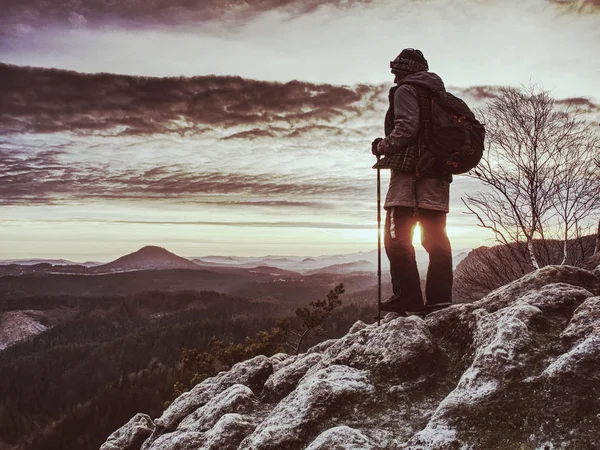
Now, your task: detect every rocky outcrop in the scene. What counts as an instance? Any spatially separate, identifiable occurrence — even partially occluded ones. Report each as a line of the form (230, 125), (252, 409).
(141, 355), (272, 449)
(240, 365), (375, 450)
(177, 384), (257, 433)
(103, 264), (600, 450)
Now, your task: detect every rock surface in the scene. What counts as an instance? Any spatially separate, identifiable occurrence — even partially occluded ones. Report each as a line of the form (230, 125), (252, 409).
(101, 414), (154, 450)
(304, 426), (379, 450)
(177, 384), (257, 432)
(141, 355), (272, 449)
(262, 352), (322, 401)
(240, 365), (375, 450)
(102, 264), (600, 450)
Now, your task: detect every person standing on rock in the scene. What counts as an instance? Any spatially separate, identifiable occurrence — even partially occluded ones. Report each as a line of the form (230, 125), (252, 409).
(371, 48), (453, 316)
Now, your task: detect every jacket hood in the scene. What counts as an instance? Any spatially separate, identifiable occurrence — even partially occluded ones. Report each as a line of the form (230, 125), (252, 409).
(399, 71), (445, 93)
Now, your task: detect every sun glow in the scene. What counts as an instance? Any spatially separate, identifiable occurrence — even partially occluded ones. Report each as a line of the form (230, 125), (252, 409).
(339, 224), (470, 250)
(412, 224), (422, 246)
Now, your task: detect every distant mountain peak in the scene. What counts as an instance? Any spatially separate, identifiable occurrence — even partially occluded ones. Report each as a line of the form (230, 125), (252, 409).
(136, 245), (172, 255)
(95, 245), (199, 273)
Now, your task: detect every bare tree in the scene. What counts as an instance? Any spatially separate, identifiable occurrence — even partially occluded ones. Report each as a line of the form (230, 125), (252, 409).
(463, 85), (600, 270)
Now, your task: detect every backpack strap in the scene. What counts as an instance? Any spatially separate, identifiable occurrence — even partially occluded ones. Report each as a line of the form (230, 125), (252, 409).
(402, 83), (453, 182)
(406, 84), (433, 216)
(384, 85), (399, 136)
(414, 87), (434, 177)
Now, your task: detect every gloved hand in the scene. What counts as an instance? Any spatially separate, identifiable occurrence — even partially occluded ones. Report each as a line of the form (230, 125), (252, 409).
(371, 137), (384, 157)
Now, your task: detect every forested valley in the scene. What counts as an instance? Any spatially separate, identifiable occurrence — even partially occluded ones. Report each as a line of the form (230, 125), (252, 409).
(0, 289), (373, 450)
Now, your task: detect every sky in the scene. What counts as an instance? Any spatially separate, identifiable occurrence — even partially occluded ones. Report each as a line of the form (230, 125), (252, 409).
(1, 0), (599, 261)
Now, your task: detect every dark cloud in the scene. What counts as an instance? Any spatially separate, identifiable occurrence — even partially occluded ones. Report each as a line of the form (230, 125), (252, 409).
(287, 125), (344, 138)
(221, 129), (278, 140)
(0, 64), (366, 135)
(548, 0), (600, 12)
(458, 86), (600, 113)
(555, 97), (599, 109)
(2, 0), (595, 35)
(1, 0), (374, 34)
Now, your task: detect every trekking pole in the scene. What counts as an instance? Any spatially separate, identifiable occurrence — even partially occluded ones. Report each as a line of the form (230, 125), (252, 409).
(376, 156), (382, 326)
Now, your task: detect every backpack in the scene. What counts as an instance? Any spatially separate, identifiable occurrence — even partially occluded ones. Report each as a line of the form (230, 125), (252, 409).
(408, 85), (486, 175)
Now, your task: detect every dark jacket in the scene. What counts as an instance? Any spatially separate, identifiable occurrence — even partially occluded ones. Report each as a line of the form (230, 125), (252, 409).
(381, 71), (445, 152)
(373, 71), (446, 176)
(375, 71), (452, 212)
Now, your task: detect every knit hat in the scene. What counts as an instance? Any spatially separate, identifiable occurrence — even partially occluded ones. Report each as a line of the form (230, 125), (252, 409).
(390, 48), (429, 74)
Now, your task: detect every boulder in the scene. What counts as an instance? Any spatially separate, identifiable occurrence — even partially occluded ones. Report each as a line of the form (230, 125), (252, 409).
(239, 365), (375, 450)
(305, 426), (380, 450)
(306, 338), (337, 354)
(200, 414), (257, 450)
(147, 413), (258, 450)
(348, 320), (368, 334)
(178, 384), (257, 432)
(100, 414), (154, 450)
(322, 315), (439, 380)
(146, 431), (204, 450)
(405, 282), (599, 449)
(542, 296), (600, 381)
(262, 352), (323, 401)
(142, 356), (271, 449)
(268, 352), (291, 372)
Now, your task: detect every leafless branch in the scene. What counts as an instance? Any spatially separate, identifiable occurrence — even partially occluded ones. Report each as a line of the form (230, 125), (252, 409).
(460, 84), (600, 290)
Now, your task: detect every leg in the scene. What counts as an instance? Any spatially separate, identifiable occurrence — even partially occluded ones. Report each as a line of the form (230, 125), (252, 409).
(384, 206), (424, 310)
(418, 209), (453, 305)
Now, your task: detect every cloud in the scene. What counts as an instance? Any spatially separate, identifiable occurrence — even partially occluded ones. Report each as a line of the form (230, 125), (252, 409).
(205, 200), (334, 209)
(0, 144), (372, 206)
(555, 97), (599, 109)
(221, 129), (278, 140)
(3, 65), (597, 218)
(548, 0), (600, 13)
(68, 12), (88, 28)
(460, 86), (503, 100)
(0, 0), (375, 33)
(287, 125), (345, 138)
(29, 217), (372, 229)
(0, 65), (387, 211)
(0, 63), (367, 136)
(2, 0), (597, 36)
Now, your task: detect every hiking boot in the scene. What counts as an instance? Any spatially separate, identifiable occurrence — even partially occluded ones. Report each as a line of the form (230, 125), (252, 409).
(381, 294), (424, 315)
(405, 303), (451, 318)
(380, 295), (405, 314)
